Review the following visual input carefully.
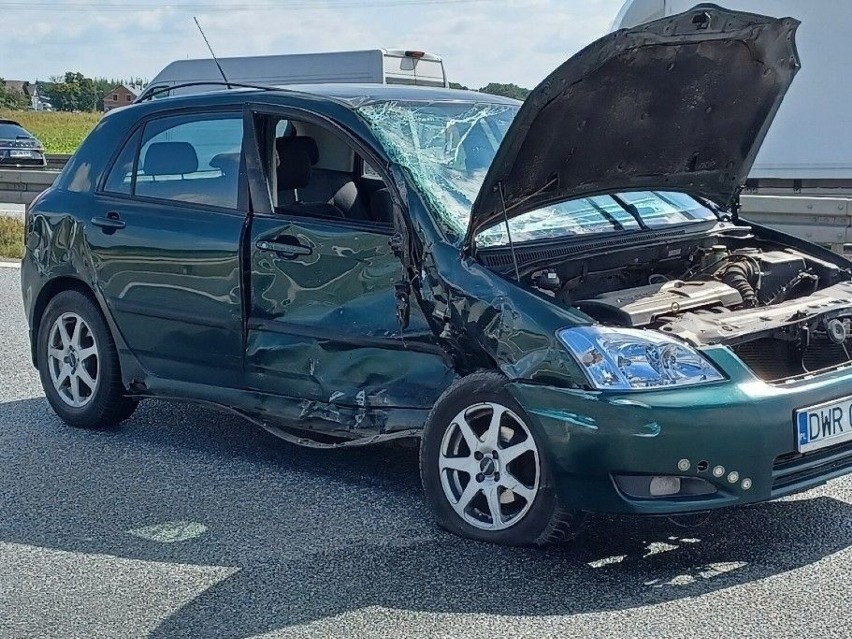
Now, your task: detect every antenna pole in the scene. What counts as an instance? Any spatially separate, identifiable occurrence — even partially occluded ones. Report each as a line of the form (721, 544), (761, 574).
(193, 16), (231, 89)
(498, 181), (521, 281)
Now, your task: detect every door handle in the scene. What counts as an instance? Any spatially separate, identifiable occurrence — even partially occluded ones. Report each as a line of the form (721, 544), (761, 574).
(91, 212), (126, 231)
(256, 239), (311, 256)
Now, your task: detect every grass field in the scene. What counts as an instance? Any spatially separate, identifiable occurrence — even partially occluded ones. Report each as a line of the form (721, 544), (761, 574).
(0, 216), (24, 260)
(0, 109), (100, 154)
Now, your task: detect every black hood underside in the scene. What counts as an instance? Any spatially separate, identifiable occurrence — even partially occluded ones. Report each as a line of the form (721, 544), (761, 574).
(467, 4), (800, 245)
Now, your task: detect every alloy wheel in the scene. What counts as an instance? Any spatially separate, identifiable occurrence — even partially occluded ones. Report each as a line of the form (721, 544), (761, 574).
(46, 312), (100, 408)
(438, 402), (540, 531)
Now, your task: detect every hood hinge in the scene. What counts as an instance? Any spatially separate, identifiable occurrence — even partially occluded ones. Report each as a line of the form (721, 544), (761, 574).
(730, 186), (742, 222)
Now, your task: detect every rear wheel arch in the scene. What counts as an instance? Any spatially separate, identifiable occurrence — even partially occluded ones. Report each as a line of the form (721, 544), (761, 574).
(31, 277), (101, 365)
(36, 288), (138, 428)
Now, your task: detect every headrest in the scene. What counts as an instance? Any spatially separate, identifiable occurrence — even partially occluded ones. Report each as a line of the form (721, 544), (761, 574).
(142, 141), (198, 176)
(210, 152), (241, 175)
(370, 187), (394, 224)
(276, 135), (319, 166)
(278, 145), (311, 190)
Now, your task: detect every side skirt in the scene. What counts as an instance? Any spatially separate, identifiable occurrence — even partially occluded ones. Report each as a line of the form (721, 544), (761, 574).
(132, 376), (429, 447)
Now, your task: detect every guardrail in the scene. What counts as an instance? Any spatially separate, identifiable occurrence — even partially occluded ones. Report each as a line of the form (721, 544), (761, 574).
(0, 168), (59, 205)
(740, 194), (852, 254)
(46, 153), (72, 170)
(0, 154), (67, 205)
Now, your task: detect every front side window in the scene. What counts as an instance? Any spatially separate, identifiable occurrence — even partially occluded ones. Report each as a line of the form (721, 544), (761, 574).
(133, 113), (243, 209)
(253, 113), (393, 226)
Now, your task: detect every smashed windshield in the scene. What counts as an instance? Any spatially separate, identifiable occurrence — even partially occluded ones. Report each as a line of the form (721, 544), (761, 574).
(357, 100), (717, 246)
(358, 100), (513, 242)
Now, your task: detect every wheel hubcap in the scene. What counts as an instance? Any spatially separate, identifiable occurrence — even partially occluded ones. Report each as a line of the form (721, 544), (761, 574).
(46, 312), (99, 408)
(439, 402), (540, 531)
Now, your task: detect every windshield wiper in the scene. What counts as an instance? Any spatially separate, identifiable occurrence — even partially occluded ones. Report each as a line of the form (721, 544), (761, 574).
(609, 193), (650, 230)
(587, 197), (626, 231)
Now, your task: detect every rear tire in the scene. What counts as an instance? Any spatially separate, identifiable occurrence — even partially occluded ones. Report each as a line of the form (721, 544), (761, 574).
(36, 290), (137, 429)
(420, 371), (583, 546)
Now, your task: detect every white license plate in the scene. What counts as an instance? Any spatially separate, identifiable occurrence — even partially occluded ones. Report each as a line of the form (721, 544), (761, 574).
(796, 396), (852, 452)
(9, 150), (31, 158)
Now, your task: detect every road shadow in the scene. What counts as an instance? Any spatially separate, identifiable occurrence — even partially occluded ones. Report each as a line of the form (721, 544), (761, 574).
(148, 496), (852, 638)
(1, 396), (851, 637)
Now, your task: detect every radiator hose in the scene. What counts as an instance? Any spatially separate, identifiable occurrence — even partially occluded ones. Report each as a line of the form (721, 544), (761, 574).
(721, 259), (757, 307)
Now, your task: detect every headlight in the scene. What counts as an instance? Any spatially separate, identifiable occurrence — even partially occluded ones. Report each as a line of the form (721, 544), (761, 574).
(557, 326), (724, 390)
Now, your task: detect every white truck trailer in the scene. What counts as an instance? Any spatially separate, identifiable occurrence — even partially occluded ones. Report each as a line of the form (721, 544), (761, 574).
(612, 0), (852, 252)
(137, 49), (448, 101)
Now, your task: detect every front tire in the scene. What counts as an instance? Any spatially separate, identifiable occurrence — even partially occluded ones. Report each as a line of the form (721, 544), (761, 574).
(420, 371), (583, 546)
(36, 290), (137, 429)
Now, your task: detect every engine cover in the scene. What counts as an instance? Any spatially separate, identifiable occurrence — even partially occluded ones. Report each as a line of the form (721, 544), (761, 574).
(576, 280), (743, 327)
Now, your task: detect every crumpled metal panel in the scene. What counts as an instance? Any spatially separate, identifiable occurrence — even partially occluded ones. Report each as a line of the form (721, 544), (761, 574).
(408, 230), (592, 388)
(247, 214), (457, 419)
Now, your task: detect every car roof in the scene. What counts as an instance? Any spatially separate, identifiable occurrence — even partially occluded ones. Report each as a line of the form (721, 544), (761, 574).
(139, 82), (521, 111)
(277, 83), (520, 106)
(0, 119), (24, 127)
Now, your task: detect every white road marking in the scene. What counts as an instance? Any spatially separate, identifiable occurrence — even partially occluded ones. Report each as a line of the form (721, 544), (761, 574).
(127, 521), (209, 543)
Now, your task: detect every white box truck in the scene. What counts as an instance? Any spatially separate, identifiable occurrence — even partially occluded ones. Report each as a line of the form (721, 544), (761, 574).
(138, 48), (448, 101)
(612, 0), (852, 252)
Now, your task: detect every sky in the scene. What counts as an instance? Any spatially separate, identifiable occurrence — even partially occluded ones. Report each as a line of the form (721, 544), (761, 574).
(0, 0), (626, 90)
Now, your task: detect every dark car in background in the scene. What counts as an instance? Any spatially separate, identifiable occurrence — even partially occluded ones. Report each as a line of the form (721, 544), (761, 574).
(22, 6), (852, 547)
(0, 119), (46, 167)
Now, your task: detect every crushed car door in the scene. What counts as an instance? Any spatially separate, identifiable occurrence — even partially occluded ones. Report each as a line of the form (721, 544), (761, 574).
(242, 106), (455, 422)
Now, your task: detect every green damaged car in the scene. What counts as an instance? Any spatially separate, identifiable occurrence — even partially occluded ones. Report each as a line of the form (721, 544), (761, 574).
(22, 5), (852, 545)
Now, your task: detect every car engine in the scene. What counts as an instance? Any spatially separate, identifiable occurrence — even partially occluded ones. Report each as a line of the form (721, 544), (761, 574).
(572, 248), (815, 327)
(522, 237), (852, 382)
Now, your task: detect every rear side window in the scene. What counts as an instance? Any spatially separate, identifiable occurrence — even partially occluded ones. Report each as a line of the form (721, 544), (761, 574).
(103, 128), (140, 195)
(133, 113), (243, 209)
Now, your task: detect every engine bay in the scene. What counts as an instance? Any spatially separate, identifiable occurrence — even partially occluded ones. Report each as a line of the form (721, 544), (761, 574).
(571, 247), (825, 327)
(516, 227), (852, 381)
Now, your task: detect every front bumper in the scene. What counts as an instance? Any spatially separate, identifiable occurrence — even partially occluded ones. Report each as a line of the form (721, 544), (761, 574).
(508, 345), (852, 515)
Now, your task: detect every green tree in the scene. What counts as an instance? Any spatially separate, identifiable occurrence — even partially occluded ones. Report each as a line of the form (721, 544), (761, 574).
(0, 78), (29, 110)
(44, 72), (100, 112)
(477, 82), (530, 101)
(449, 81), (469, 90)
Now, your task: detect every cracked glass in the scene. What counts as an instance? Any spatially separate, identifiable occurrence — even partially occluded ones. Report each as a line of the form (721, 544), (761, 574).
(357, 100), (717, 247)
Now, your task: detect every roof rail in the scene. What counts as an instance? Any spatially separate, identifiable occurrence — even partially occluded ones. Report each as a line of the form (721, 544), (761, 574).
(135, 80), (281, 103)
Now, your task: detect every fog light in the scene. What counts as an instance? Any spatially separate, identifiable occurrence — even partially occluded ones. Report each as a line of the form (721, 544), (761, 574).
(677, 459), (691, 471)
(712, 465), (725, 478)
(614, 475), (717, 498)
(649, 476), (682, 496)
(727, 471), (739, 484)
(741, 478), (752, 490)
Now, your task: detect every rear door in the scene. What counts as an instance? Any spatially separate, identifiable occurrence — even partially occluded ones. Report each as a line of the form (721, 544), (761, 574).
(90, 110), (247, 386)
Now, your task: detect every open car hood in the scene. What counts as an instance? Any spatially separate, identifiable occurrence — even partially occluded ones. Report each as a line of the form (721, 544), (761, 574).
(466, 4), (800, 247)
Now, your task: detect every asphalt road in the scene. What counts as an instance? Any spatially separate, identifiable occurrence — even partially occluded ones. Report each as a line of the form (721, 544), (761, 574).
(1, 265), (851, 638)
